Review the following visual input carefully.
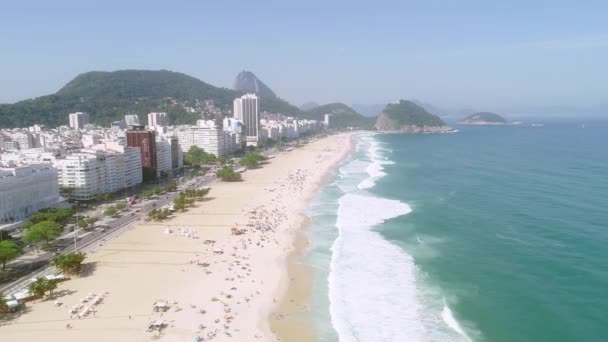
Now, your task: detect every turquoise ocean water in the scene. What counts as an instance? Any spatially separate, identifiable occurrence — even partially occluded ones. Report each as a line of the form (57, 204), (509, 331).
(305, 122), (608, 342)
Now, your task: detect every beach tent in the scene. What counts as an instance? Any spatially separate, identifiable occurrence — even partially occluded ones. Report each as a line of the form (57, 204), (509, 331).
(153, 300), (169, 312)
(13, 290), (32, 301)
(147, 318), (166, 330)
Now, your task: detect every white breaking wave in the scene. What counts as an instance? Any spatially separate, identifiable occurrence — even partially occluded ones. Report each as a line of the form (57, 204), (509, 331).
(329, 193), (424, 341)
(327, 134), (473, 342)
(358, 137), (394, 190)
(442, 303), (473, 342)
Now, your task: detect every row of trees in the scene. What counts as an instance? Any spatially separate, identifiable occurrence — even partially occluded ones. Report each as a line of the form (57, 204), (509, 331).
(104, 202), (127, 217)
(22, 221), (62, 252)
(141, 182), (177, 199)
(76, 217), (98, 230)
(148, 208), (172, 221)
(21, 208), (74, 230)
(0, 252), (87, 312)
(0, 207), (79, 270)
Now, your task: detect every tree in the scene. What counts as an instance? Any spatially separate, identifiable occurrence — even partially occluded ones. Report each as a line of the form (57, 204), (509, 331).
(76, 220), (89, 229)
(104, 206), (118, 217)
(53, 252), (86, 275)
(185, 146), (217, 166)
(115, 202), (127, 211)
(152, 187), (163, 195)
(216, 167), (241, 182)
(85, 217), (98, 226)
(0, 293), (7, 313)
(22, 220), (62, 250)
(0, 240), (20, 271)
(28, 278), (57, 298)
(23, 208), (74, 229)
(173, 197), (187, 212)
(239, 154), (259, 168)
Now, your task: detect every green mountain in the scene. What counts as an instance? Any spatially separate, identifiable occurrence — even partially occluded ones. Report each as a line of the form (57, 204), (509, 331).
(0, 70), (300, 128)
(459, 112), (507, 124)
(375, 100), (451, 133)
(300, 103), (375, 129)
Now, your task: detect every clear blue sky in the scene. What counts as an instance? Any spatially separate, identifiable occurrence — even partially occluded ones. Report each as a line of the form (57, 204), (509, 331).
(2, 0), (608, 113)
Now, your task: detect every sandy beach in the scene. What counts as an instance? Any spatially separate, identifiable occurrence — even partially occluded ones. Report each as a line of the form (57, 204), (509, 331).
(0, 132), (353, 342)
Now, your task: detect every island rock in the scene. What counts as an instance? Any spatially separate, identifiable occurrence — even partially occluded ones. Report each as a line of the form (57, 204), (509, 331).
(459, 112), (507, 125)
(374, 100), (453, 133)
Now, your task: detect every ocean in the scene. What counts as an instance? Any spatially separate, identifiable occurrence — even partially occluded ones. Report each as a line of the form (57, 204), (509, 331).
(305, 122), (608, 342)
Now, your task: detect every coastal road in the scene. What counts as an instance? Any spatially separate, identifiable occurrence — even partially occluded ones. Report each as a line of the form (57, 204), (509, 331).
(0, 175), (216, 297)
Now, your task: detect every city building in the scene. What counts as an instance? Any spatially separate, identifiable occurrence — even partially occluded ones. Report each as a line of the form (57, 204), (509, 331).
(168, 136), (183, 170)
(126, 126), (157, 177)
(124, 114), (140, 126)
(9, 132), (34, 150)
(54, 145), (142, 201)
(147, 112), (169, 129)
(233, 94), (260, 146)
(68, 112), (90, 129)
(156, 138), (172, 176)
(0, 164), (61, 224)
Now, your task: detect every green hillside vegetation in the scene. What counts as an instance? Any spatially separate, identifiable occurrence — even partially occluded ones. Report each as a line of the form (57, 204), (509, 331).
(382, 100), (446, 127)
(301, 103), (375, 129)
(0, 70), (300, 128)
(461, 112), (507, 123)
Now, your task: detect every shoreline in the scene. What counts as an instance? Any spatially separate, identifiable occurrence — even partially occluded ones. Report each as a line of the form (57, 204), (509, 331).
(269, 133), (355, 342)
(0, 132), (355, 342)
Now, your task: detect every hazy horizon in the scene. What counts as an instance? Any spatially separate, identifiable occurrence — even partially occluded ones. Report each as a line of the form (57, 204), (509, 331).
(2, 1), (608, 117)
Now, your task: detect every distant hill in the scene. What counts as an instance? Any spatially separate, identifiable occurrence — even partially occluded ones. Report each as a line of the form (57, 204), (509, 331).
(300, 101), (319, 111)
(351, 103), (385, 117)
(0, 70), (300, 128)
(233, 70), (276, 98)
(459, 112), (507, 125)
(300, 103), (375, 130)
(375, 100), (452, 133)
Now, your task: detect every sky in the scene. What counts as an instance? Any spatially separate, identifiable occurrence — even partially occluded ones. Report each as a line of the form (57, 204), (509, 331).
(1, 0), (608, 114)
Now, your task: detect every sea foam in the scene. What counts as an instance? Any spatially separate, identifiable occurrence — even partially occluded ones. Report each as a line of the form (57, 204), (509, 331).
(328, 134), (471, 341)
(329, 193), (424, 341)
(358, 138), (393, 190)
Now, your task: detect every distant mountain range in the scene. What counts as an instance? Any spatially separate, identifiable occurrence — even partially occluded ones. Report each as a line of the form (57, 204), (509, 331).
(0, 70), (301, 128)
(0, 69), (369, 130)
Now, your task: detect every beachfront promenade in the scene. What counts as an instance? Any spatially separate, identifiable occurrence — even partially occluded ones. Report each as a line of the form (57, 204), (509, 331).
(0, 133), (353, 342)
(0, 175), (215, 298)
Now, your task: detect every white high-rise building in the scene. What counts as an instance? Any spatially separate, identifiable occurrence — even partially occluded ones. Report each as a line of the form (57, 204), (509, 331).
(233, 98), (243, 120)
(147, 112), (169, 128)
(233, 94), (259, 146)
(54, 145), (142, 201)
(124, 114), (140, 126)
(0, 164), (61, 224)
(156, 138), (173, 176)
(68, 112), (90, 129)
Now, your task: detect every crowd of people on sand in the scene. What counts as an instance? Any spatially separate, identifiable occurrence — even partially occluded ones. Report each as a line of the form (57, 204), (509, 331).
(138, 164), (329, 341)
